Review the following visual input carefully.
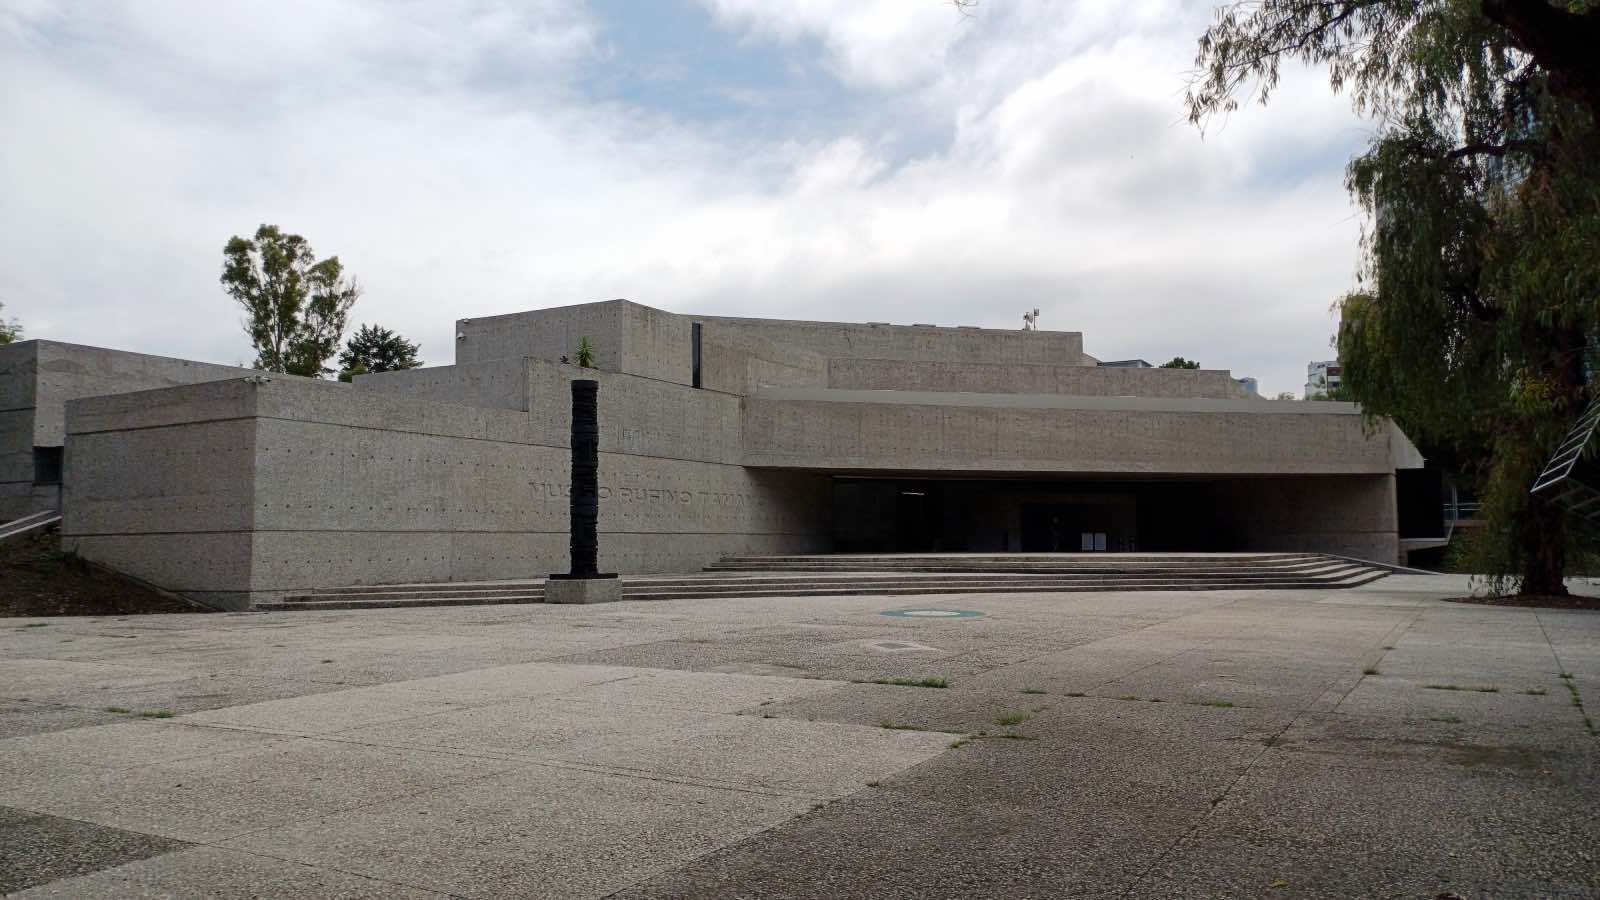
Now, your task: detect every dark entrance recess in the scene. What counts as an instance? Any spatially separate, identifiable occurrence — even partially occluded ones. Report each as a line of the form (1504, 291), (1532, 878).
(1397, 465), (1445, 540)
(893, 482), (942, 552)
(832, 477), (1229, 553)
(32, 447), (63, 485)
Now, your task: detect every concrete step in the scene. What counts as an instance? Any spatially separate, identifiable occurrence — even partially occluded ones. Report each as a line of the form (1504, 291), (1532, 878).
(258, 592), (544, 611)
(290, 582), (543, 598)
(275, 562), (1379, 600)
(702, 554), (1335, 571)
(257, 553), (1390, 611)
(261, 571), (1388, 611)
(700, 566), (1371, 578)
(626, 569), (1377, 592)
(624, 577), (1390, 602)
(713, 552), (1323, 564)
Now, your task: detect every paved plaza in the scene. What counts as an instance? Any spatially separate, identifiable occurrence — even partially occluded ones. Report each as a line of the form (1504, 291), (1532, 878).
(2, 576), (1598, 898)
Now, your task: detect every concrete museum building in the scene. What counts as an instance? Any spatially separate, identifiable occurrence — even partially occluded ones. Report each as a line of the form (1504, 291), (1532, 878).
(0, 299), (1424, 609)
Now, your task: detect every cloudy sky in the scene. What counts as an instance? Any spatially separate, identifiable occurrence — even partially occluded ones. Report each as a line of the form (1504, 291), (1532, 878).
(1, 0), (1373, 396)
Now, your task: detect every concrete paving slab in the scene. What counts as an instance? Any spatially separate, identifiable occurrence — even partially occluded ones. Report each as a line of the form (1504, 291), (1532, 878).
(0, 805), (188, 895)
(0, 720), (292, 795)
(175, 683), (481, 736)
(0, 699), (123, 740)
(1140, 761), (1600, 898)
(609, 757), (1199, 898)
(7, 846), (451, 899)
(0, 658), (194, 706)
(1, 580), (1597, 897)
(565, 714), (953, 797)
(545, 665), (844, 714)
(221, 765), (817, 900)
(0, 734), (520, 842)
(331, 696), (726, 760)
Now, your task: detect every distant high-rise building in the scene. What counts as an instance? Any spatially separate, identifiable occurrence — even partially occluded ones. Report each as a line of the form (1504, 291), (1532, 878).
(1306, 360), (1342, 399)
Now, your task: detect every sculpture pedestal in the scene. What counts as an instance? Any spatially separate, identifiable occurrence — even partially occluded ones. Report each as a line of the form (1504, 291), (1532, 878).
(545, 575), (622, 605)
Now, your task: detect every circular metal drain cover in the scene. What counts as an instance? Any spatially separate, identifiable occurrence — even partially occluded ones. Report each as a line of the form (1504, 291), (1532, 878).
(880, 608), (985, 619)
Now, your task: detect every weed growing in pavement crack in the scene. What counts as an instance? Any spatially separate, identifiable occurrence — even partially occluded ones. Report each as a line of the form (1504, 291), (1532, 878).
(855, 676), (950, 689)
(993, 710), (1032, 727)
(1560, 675), (1598, 736)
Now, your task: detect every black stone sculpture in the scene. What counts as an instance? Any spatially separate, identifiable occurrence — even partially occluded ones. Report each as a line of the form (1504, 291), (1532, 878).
(551, 379), (616, 583)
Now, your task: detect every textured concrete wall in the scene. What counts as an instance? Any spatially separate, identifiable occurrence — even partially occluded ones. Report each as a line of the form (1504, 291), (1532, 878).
(454, 301), (696, 387)
(455, 301), (627, 371)
(62, 380), (260, 608)
(742, 393), (1402, 476)
(699, 314), (1090, 366)
(353, 358), (530, 411)
(1214, 475), (1400, 564)
(698, 325), (828, 394)
(524, 360), (742, 463)
(620, 302), (694, 385)
(1, 342), (255, 520)
(827, 358), (1249, 399)
(456, 300), (1092, 386)
(32, 342), (258, 445)
(247, 375), (826, 600)
(64, 374), (830, 606)
(0, 343), (39, 519)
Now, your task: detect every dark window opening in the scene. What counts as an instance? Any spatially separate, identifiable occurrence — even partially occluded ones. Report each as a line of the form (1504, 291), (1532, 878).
(33, 447), (63, 485)
(691, 321), (703, 389)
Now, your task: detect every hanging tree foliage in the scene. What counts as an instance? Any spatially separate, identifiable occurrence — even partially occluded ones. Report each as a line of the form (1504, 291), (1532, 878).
(1189, 0), (1600, 595)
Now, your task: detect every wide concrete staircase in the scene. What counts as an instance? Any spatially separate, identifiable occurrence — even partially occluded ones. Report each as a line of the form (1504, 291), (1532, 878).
(256, 552), (1390, 611)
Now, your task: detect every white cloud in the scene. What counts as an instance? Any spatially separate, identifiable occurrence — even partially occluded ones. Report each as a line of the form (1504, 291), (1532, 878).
(0, 0), (1372, 394)
(697, 0), (964, 90)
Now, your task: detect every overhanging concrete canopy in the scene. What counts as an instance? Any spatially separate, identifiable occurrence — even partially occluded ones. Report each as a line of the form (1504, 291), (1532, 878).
(744, 388), (1416, 476)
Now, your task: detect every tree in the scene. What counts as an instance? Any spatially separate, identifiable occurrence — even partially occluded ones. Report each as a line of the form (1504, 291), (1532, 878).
(1160, 357), (1201, 369)
(1275, 391), (1298, 401)
(222, 225), (360, 377)
(1190, 1), (1600, 596)
(0, 302), (19, 345)
(338, 324), (421, 382)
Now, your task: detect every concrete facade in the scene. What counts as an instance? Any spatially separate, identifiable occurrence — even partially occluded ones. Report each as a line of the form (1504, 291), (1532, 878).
(0, 341), (257, 520)
(2, 298), (1422, 608)
(64, 369), (830, 609)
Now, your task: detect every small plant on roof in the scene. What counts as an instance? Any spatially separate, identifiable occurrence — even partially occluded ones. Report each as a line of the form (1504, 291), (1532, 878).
(575, 336), (596, 368)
